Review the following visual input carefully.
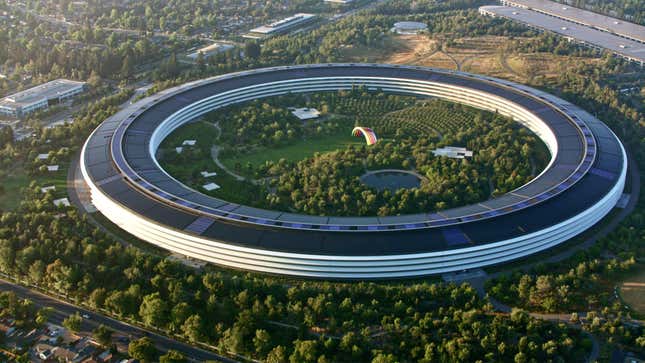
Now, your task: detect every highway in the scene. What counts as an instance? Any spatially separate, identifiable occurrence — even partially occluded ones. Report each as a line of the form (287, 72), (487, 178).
(0, 278), (239, 363)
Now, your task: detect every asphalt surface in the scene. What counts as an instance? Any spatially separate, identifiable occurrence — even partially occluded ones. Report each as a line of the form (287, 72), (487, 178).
(0, 278), (239, 363)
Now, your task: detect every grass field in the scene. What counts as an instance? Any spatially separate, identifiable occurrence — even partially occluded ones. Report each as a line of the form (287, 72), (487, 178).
(0, 163), (69, 211)
(619, 268), (645, 316)
(340, 34), (603, 84)
(220, 130), (363, 172)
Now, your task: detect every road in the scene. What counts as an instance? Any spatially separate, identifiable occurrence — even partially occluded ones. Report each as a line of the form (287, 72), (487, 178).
(0, 278), (239, 362)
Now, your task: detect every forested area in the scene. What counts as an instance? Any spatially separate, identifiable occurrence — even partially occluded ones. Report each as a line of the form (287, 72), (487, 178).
(0, 192), (594, 362)
(160, 90), (547, 216)
(24, 0), (342, 35)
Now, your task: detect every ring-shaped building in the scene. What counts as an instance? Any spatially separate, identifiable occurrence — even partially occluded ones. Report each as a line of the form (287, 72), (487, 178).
(80, 64), (627, 279)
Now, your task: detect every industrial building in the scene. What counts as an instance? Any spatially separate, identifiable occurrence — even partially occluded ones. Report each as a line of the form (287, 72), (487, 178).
(245, 13), (316, 39)
(186, 43), (234, 60)
(0, 79), (86, 118)
(500, 0), (645, 44)
(480, 6), (645, 66)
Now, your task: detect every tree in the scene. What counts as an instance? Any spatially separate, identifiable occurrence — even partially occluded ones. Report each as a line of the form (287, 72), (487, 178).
(266, 345), (288, 363)
(181, 314), (203, 343)
(253, 329), (271, 356)
(139, 292), (168, 327)
(128, 337), (158, 362)
(289, 340), (318, 363)
(160, 350), (187, 363)
(93, 324), (113, 347)
(245, 42), (261, 59)
(35, 308), (52, 326)
(62, 312), (83, 332)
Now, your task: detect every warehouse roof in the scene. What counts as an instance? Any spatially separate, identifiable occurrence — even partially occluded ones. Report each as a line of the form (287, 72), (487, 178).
(482, 6), (645, 64)
(502, 0), (645, 43)
(0, 79), (86, 108)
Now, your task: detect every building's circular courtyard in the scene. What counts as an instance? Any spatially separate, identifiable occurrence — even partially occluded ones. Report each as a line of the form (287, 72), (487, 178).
(80, 64), (627, 279)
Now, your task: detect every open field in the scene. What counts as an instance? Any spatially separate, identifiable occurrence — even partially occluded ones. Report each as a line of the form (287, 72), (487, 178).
(619, 268), (645, 316)
(220, 129), (362, 172)
(340, 34), (603, 83)
(0, 163), (68, 211)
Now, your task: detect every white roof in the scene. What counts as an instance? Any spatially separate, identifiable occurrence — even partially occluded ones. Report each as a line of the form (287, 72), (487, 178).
(502, 0), (645, 43)
(250, 13), (315, 34)
(41, 185), (56, 193)
(432, 146), (473, 158)
(1, 79), (86, 108)
(187, 43), (234, 59)
(182, 139), (197, 146)
(47, 165), (59, 171)
(481, 6), (645, 63)
(203, 182), (220, 191)
(37, 153), (50, 160)
(53, 198), (71, 207)
(200, 171), (218, 177)
(393, 21), (428, 30)
(290, 107), (321, 120)
(175, 147), (184, 154)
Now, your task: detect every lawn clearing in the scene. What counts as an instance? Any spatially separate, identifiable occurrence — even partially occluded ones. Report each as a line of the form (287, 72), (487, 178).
(220, 130), (363, 172)
(0, 163), (69, 211)
(619, 267), (645, 316)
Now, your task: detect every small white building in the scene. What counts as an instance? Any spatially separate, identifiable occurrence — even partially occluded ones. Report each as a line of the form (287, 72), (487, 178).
(200, 171), (218, 177)
(203, 182), (220, 191)
(41, 185), (56, 193)
(53, 198), (71, 207)
(289, 107), (321, 120)
(47, 165), (59, 172)
(432, 146), (473, 159)
(186, 43), (234, 60)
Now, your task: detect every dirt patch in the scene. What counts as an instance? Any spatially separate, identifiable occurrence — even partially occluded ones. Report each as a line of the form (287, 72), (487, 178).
(339, 34), (430, 63)
(620, 268), (645, 315)
(355, 34), (604, 84)
(384, 34), (437, 64)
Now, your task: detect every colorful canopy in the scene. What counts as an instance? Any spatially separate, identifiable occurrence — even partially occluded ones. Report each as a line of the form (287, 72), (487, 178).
(352, 127), (378, 146)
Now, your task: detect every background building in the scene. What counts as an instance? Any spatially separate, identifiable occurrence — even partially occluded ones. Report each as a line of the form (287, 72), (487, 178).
(186, 43), (235, 60)
(0, 79), (86, 118)
(392, 21), (428, 35)
(245, 13), (316, 39)
(480, 6), (645, 66)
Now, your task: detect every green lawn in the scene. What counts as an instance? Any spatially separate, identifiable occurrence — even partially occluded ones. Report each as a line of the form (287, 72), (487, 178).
(221, 130), (363, 172)
(620, 267), (645, 317)
(0, 163), (69, 211)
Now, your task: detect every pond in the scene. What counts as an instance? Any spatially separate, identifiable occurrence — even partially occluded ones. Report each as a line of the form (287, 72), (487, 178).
(360, 170), (423, 192)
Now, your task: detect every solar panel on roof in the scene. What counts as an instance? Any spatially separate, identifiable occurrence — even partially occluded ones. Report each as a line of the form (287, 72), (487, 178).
(442, 227), (470, 246)
(184, 216), (215, 235)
